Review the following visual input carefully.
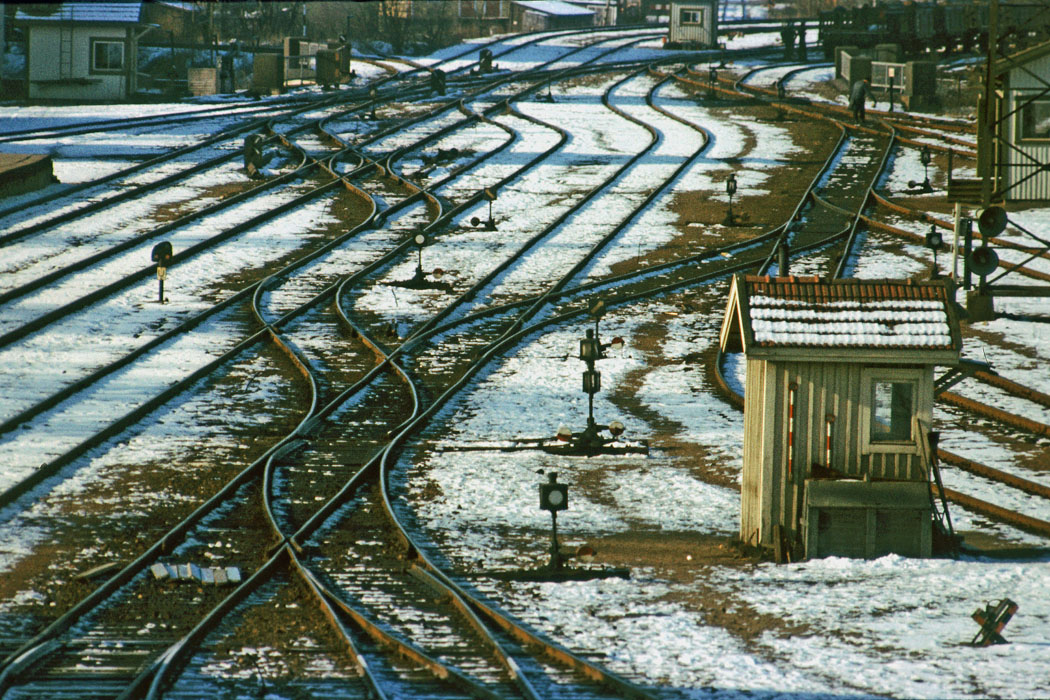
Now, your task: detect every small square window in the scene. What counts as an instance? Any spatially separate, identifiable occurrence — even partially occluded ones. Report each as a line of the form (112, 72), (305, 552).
(1020, 99), (1050, 140)
(680, 9), (703, 24)
(870, 380), (913, 442)
(92, 40), (124, 72)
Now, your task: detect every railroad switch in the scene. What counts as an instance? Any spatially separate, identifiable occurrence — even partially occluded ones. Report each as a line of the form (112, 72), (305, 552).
(971, 598), (1018, 646)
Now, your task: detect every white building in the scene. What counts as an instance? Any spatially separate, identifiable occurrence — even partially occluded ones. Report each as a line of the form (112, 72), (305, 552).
(667, 1), (717, 48)
(15, 2), (154, 102)
(994, 40), (1050, 201)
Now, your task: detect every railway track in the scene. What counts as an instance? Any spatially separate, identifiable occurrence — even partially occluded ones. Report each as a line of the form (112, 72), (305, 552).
(0, 25), (734, 696)
(687, 60), (1050, 545)
(3, 23), (1048, 699)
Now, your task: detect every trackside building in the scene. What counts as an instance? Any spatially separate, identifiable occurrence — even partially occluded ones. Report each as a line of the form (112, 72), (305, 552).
(720, 276), (962, 560)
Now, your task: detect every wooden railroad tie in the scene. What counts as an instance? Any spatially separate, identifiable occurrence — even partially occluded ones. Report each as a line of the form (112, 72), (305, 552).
(971, 598), (1018, 647)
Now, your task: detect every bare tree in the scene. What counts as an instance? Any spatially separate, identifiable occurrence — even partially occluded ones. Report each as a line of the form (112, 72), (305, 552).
(412, 0), (457, 50)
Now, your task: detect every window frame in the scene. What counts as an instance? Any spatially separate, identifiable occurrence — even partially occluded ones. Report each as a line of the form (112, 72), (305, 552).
(90, 37), (126, 75)
(1016, 95), (1050, 142)
(680, 9), (704, 25)
(860, 368), (923, 455)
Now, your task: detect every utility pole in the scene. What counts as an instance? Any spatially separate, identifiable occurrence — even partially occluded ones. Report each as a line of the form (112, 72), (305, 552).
(978, 0), (998, 207)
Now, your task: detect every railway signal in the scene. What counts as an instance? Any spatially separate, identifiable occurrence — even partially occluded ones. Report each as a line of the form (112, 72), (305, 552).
(920, 145), (932, 191)
(483, 187), (497, 229)
(150, 241), (173, 303)
(430, 69), (446, 96)
(724, 172), (738, 225)
(888, 66), (896, 113)
(550, 301), (643, 456)
(539, 472), (569, 570)
(910, 145), (934, 193)
(925, 224), (943, 278)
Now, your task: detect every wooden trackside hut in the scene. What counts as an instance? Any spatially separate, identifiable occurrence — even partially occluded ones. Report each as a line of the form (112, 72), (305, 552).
(511, 0), (594, 32)
(667, 1), (717, 49)
(15, 2), (154, 102)
(720, 275), (962, 560)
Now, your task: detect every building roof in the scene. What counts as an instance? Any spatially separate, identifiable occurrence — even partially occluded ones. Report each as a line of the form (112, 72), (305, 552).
(513, 1), (595, 17)
(720, 275), (962, 363)
(994, 38), (1050, 79)
(15, 2), (144, 25)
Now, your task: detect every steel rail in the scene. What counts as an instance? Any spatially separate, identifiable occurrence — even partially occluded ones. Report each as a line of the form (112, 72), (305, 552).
(0, 99), (342, 246)
(0, 35), (625, 692)
(0, 93), (333, 144)
(0, 35), (793, 696)
(132, 99), (543, 700)
(260, 53), (852, 700)
(0, 34), (617, 502)
(266, 58), (713, 700)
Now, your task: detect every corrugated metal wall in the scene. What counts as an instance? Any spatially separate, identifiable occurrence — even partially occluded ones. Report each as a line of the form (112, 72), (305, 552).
(1004, 54), (1050, 201)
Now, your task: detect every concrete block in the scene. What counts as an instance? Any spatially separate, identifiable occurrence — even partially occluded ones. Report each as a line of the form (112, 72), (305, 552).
(874, 43), (900, 62)
(835, 46), (859, 80)
(845, 55), (872, 86)
(150, 563), (173, 580)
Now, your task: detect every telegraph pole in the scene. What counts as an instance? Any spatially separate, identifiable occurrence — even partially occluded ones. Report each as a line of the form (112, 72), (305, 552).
(978, 0), (998, 207)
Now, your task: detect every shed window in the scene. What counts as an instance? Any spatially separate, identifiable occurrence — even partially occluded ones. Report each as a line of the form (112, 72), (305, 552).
(870, 381), (913, 442)
(680, 9), (704, 24)
(860, 369), (923, 456)
(91, 40), (125, 72)
(1019, 99), (1050, 140)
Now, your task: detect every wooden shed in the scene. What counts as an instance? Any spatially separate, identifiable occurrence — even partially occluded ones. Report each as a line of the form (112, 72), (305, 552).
(720, 275), (963, 560)
(15, 2), (154, 102)
(667, 1), (717, 49)
(511, 0), (595, 32)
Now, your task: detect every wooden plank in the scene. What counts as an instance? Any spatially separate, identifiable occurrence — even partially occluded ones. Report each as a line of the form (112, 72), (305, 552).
(946, 178), (985, 203)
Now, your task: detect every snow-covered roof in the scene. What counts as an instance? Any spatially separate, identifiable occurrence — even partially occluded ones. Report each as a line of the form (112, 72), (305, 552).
(721, 275), (961, 361)
(150, 0), (196, 10)
(513, 0), (595, 17)
(15, 2), (144, 25)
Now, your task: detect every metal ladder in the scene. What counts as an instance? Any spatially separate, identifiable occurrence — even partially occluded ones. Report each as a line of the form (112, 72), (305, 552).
(920, 425), (957, 556)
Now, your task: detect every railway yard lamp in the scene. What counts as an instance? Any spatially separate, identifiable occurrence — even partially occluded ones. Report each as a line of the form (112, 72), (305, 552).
(723, 172), (738, 225)
(413, 231), (427, 282)
(151, 241), (173, 303)
(369, 87), (378, 120)
(484, 187), (497, 229)
(485, 472), (629, 582)
(887, 66), (896, 113)
(925, 223), (943, 278)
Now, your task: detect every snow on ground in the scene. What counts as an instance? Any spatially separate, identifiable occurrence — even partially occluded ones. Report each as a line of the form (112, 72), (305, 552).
(3, 18), (1050, 699)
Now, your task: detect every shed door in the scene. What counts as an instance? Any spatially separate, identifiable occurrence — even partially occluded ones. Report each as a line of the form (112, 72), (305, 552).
(815, 508), (866, 558)
(873, 509), (923, 558)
